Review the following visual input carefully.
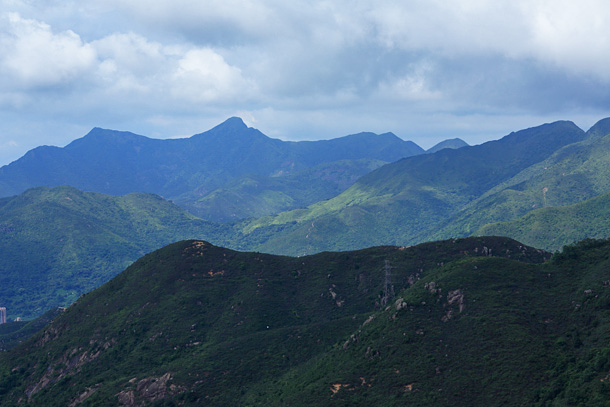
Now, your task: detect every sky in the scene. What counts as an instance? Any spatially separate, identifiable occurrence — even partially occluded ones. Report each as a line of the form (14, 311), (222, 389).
(0, 0), (609, 166)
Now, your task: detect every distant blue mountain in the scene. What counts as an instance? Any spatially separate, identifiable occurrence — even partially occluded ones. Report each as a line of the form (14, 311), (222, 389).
(0, 118), (424, 220)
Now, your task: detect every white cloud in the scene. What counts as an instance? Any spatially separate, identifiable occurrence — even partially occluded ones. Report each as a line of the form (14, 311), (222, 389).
(93, 32), (164, 75)
(0, 10), (258, 111)
(0, 12), (96, 89)
(374, 61), (442, 102)
(525, 0), (610, 80)
(171, 48), (256, 103)
(365, 0), (610, 81)
(90, 32), (166, 95)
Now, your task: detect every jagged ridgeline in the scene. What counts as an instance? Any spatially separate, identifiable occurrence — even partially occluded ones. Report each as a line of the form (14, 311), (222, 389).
(4, 236), (610, 406)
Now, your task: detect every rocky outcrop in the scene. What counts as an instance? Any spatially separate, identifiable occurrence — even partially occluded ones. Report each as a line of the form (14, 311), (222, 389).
(25, 338), (115, 399)
(69, 385), (101, 406)
(442, 289), (465, 322)
(117, 373), (185, 407)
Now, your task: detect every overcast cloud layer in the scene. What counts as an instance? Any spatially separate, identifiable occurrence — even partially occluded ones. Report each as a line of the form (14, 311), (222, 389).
(0, 0), (609, 165)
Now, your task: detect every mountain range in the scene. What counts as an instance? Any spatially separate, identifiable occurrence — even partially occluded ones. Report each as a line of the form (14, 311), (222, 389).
(2, 117), (610, 319)
(0, 118), (426, 222)
(2, 236), (610, 406)
(233, 120), (589, 255)
(430, 117), (610, 243)
(2, 116), (610, 405)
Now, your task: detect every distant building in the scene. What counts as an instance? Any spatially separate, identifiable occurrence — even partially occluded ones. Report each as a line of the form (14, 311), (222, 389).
(0, 307), (6, 324)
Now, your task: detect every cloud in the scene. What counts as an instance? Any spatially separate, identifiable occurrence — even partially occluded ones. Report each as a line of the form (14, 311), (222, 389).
(0, 11), (257, 111)
(88, 0), (279, 49)
(90, 33), (257, 109)
(171, 48), (256, 103)
(525, 0), (610, 80)
(365, 1), (610, 81)
(0, 12), (96, 90)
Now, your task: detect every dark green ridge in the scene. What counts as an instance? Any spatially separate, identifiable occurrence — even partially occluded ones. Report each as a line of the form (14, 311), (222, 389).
(245, 239), (610, 406)
(0, 236), (550, 406)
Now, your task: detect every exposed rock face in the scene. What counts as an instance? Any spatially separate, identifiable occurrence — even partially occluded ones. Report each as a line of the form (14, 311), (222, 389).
(447, 289), (465, 311)
(117, 373), (184, 407)
(117, 390), (136, 406)
(442, 289), (465, 322)
(394, 297), (408, 310)
(69, 385), (100, 406)
(425, 281), (441, 295)
(25, 339), (115, 399)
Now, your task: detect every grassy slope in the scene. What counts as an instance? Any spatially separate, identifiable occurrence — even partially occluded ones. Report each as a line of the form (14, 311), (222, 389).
(0, 237), (549, 406)
(0, 186), (222, 320)
(180, 159), (387, 222)
(474, 191), (610, 252)
(426, 118), (610, 242)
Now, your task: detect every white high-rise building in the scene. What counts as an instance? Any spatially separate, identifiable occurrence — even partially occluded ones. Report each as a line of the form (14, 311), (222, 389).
(0, 307), (6, 324)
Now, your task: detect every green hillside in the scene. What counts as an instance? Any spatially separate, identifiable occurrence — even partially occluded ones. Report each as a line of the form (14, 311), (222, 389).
(3, 237), (610, 405)
(0, 308), (64, 352)
(246, 238), (610, 406)
(0, 186), (222, 320)
(427, 118), (610, 242)
(180, 158), (387, 222)
(233, 120), (586, 255)
(474, 191), (610, 251)
(0, 236), (552, 406)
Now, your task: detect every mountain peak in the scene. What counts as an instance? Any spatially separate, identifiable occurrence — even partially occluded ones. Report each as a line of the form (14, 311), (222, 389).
(192, 116), (257, 140)
(216, 116), (248, 130)
(85, 127), (113, 137)
(80, 127), (146, 141)
(586, 117), (610, 139)
(426, 138), (469, 154)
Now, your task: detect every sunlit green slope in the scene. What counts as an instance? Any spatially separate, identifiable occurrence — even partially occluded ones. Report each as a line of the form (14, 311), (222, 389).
(0, 186), (220, 319)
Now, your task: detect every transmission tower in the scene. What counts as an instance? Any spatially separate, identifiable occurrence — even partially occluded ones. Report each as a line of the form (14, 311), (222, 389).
(381, 260), (395, 307)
